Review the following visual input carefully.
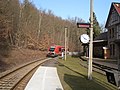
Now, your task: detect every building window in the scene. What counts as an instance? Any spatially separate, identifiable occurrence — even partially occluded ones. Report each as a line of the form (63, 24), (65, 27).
(110, 44), (112, 55)
(109, 29), (111, 39)
(116, 25), (120, 39)
(112, 28), (114, 38)
(111, 8), (118, 23)
(110, 44), (115, 56)
(119, 25), (120, 39)
(113, 44), (115, 56)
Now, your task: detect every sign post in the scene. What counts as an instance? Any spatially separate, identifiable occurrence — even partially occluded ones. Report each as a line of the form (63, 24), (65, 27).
(77, 0), (93, 80)
(88, 0), (93, 80)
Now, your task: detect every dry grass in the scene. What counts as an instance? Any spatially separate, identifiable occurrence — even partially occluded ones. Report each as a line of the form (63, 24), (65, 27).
(0, 48), (46, 72)
(57, 56), (117, 90)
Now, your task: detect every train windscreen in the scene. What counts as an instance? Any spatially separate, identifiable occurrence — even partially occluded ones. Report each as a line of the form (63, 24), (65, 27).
(49, 48), (55, 52)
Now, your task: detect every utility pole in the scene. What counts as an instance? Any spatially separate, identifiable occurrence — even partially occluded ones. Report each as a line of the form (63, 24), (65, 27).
(88, 0), (93, 80)
(65, 27), (67, 61)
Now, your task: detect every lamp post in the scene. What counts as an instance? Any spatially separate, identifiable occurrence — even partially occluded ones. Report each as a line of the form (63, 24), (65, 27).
(88, 0), (93, 80)
(64, 27), (67, 61)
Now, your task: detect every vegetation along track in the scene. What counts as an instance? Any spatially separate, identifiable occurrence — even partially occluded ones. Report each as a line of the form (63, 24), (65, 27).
(0, 58), (51, 90)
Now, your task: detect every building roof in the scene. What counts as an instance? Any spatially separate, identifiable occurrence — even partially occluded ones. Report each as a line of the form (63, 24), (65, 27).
(105, 2), (120, 28)
(114, 3), (120, 15)
(94, 32), (108, 41)
(93, 32), (108, 47)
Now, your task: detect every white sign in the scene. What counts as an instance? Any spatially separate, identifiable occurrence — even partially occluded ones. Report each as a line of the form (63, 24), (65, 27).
(80, 34), (89, 44)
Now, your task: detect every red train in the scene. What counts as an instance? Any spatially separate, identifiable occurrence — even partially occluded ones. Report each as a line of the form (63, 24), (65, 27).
(46, 45), (64, 57)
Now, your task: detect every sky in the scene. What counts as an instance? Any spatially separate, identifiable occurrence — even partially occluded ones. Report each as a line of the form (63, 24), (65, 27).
(21, 0), (120, 24)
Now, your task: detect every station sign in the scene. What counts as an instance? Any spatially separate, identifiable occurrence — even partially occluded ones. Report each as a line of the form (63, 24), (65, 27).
(77, 23), (90, 28)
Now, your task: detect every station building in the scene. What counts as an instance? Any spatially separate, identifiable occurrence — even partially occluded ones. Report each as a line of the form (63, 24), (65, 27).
(105, 2), (120, 60)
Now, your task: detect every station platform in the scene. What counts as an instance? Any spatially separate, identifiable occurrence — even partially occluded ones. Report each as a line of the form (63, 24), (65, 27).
(25, 66), (64, 90)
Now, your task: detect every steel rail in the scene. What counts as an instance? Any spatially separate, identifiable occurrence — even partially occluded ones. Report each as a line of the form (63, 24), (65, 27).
(0, 58), (51, 90)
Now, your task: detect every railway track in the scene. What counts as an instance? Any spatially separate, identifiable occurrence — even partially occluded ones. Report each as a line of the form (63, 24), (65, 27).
(79, 57), (118, 75)
(0, 58), (51, 90)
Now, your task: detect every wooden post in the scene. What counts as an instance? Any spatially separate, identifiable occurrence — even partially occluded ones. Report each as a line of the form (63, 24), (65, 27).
(88, 0), (93, 80)
(65, 27), (67, 61)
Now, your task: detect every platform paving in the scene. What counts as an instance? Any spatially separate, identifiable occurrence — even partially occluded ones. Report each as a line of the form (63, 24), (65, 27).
(25, 66), (64, 90)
